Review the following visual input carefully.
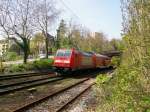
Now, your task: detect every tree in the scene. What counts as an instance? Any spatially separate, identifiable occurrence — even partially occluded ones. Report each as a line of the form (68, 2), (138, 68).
(109, 38), (124, 51)
(91, 32), (109, 52)
(0, 0), (36, 63)
(95, 1), (150, 111)
(30, 33), (45, 56)
(9, 43), (22, 55)
(57, 19), (68, 48)
(34, 0), (59, 58)
(56, 20), (116, 52)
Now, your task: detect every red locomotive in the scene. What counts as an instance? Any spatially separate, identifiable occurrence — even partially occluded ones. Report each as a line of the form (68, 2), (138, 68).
(53, 48), (111, 71)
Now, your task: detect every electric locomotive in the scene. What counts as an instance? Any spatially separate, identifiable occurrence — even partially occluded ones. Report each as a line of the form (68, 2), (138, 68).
(53, 48), (111, 72)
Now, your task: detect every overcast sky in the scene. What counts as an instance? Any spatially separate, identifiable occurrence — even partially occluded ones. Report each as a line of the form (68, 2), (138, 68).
(57, 0), (122, 39)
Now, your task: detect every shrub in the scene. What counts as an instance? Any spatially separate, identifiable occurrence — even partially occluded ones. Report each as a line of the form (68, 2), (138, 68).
(111, 56), (121, 67)
(4, 58), (54, 73)
(33, 59), (54, 70)
(96, 74), (111, 85)
(95, 66), (150, 112)
(4, 52), (18, 61)
(5, 64), (25, 73)
(4, 52), (23, 61)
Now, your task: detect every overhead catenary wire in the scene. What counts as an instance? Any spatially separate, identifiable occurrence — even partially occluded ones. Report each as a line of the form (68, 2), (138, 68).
(59, 0), (81, 21)
(59, 0), (88, 29)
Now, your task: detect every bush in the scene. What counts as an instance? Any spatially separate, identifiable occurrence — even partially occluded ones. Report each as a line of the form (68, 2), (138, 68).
(4, 58), (54, 73)
(4, 52), (18, 61)
(5, 64), (25, 73)
(4, 52), (23, 61)
(110, 56), (121, 67)
(96, 74), (111, 85)
(95, 66), (150, 112)
(33, 59), (54, 69)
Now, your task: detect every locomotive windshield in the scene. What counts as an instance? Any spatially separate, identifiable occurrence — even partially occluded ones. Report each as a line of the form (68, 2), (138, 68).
(56, 50), (71, 57)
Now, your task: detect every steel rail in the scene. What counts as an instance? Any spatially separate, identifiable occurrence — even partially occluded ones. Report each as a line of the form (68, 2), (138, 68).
(0, 76), (58, 88)
(56, 82), (95, 112)
(0, 71), (53, 80)
(0, 77), (64, 95)
(2, 68), (113, 112)
(13, 78), (89, 112)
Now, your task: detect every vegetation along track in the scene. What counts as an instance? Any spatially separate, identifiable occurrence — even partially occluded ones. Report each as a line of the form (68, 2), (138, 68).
(0, 74), (63, 95)
(13, 78), (94, 112)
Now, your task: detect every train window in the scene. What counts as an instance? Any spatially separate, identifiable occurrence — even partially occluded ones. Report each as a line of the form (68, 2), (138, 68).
(56, 50), (71, 57)
(56, 51), (64, 56)
(64, 50), (71, 57)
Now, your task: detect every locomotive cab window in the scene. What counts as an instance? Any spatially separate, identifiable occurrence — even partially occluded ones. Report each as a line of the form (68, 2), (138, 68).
(56, 50), (71, 57)
(64, 50), (71, 57)
(56, 51), (64, 57)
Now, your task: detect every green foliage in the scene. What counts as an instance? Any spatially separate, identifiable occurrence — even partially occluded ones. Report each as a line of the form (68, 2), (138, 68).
(56, 19), (68, 49)
(96, 66), (144, 112)
(96, 74), (111, 85)
(56, 20), (123, 52)
(0, 57), (4, 73)
(33, 59), (54, 69)
(8, 44), (22, 54)
(111, 56), (121, 67)
(4, 52), (22, 61)
(5, 64), (25, 73)
(30, 33), (45, 56)
(95, 1), (150, 112)
(4, 59), (54, 73)
(96, 65), (150, 112)
(110, 39), (124, 51)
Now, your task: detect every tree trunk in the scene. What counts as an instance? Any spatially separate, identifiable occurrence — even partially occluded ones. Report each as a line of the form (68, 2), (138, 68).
(23, 38), (30, 64)
(45, 37), (48, 58)
(23, 50), (28, 64)
(56, 29), (60, 49)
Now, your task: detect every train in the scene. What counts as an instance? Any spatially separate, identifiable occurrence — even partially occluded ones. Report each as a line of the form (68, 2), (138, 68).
(53, 48), (111, 72)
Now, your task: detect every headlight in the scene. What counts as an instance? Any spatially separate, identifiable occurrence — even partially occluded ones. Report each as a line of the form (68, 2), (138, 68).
(64, 60), (70, 63)
(55, 60), (62, 62)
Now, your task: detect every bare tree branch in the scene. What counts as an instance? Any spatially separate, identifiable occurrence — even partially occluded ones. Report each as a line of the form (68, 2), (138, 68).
(0, 0), (36, 63)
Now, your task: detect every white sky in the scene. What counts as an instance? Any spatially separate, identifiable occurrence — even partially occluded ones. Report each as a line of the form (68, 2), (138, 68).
(56, 0), (122, 39)
(0, 0), (122, 40)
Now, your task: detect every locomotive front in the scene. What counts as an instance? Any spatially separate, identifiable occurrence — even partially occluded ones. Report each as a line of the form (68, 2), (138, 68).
(53, 49), (73, 70)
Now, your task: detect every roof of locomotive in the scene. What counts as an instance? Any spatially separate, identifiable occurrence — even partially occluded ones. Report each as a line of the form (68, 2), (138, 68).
(95, 53), (110, 59)
(57, 48), (93, 56)
(56, 48), (110, 58)
(56, 48), (75, 51)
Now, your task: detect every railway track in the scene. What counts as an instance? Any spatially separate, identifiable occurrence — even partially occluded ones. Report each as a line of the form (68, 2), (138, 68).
(56, 80), (94, 112)
(0, 68), (100, 95)
(13, 78), (94, 112)
(0, 71), (53, 80)
(0, 71), (65, 95)
(0, 68), (113, 112)
(0, 76), (63, 95)
(0, 75), (56, 88)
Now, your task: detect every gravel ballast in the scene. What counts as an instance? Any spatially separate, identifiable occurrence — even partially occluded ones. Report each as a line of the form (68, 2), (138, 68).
(24, 79), (94, 112)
